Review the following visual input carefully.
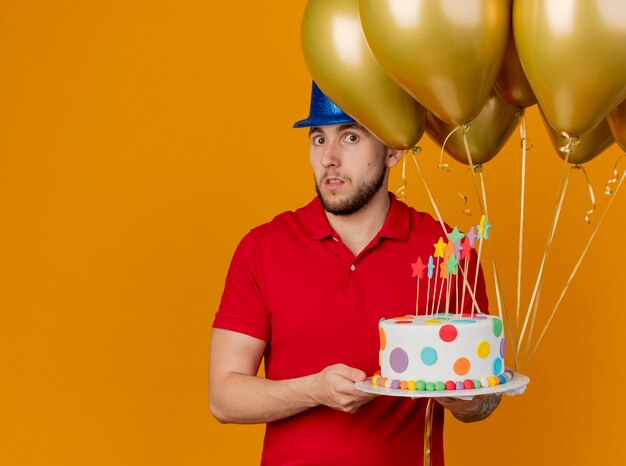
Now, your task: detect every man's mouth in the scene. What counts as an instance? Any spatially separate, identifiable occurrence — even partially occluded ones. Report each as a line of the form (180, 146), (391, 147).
(324, 176), (345, 190)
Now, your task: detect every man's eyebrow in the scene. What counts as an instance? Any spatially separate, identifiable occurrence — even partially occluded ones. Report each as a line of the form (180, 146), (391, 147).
(309, 126), (323, 136)
(337, 123), (364, 132)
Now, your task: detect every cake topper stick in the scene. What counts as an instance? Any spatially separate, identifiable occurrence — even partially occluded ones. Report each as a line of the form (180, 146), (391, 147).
(436, 262), (448, 317)
(456, 264), (484, 315)
(459, 233), (475, 315)
(445, 274), (452, 319)
(471, 216), (488, 318)
(430, 237), (446, 315)
(426, 256), (434, 316)
(455, 271), (460, 317)
(411, 257), (426, 315)
(445, 228), (466, 316)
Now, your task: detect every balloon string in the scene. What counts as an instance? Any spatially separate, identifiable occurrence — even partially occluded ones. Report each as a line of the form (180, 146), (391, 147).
(572, 164), (596, 223)
(462, 131), (505, 320)
(604, 155), (626, 195)
(396, 150), (409, 201)
(423, 398), (434, 466)
(517, 142), (572, 357)
(524, 163), (626, 370)
(458, 190), (472, 216)
(438, 126), (463, 171)
(478, 169), (518, 369)
(460, 132), (513, 367)
(524, 135), (577, 356)
(410, 151), (481, 315)
(461, 127), (488, 320)
(516, 110), (528, 332)
(409, 149), (447, 235)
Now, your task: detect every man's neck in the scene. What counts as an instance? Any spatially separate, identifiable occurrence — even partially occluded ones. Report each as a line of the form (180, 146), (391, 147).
(325, 190), (391, 257)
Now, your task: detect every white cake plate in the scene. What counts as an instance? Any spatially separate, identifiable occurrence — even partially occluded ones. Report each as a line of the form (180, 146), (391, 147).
(355, 373), (530, 401)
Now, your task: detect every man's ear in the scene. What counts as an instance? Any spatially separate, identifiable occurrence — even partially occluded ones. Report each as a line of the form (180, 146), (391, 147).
(385, 148), (404, 168)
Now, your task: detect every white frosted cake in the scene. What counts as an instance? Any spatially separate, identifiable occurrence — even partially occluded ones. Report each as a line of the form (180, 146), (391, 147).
(373, 313), (512, 391)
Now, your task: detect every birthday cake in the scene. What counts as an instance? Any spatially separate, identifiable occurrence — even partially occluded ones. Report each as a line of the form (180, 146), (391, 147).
(372, 216), (514, 392)
(373, 313), (512, 391)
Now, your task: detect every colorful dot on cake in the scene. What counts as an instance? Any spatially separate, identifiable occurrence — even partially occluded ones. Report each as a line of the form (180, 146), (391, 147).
(492, 357), (503, 375)
(445, 381), (456, 391)
(389, 347), (409, 373)
(416, 380), (426, 390)
(500, 339), (506, 358)
(451, 319), (476, 325)
(492, 317), (503, 337)
(498, 375), (507, 384)
(463, 379), (474, 389)
(372, 375), (380, 386)
(384, 379), (393, 389)
(480, 378), (489, 388)
(473, 380), (481, 389)
(378, 377), (387, 387)
(407, 380), (416, 390)
(379, 328), (386, 351)
(400, 381), (407, 390)
(455, 381), (464, 390)
(424, 320), (443, 325)
(476, 341), (490, 359)
(420, 347), (438, 365)
(425, 382), (435, 391)
(453, 357), (470, 375)
(391, 379), (401, 389)
(435, 382), (445, 391)
(439, 324), (458, 342)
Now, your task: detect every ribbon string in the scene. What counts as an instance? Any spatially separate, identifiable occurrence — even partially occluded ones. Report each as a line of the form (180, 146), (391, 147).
(438, 125), (463, 171)
(409, 152), (483, 315)
(516, 110), (528, 333)
(523, 161), (626, 370)
(423, 398), (434, 466)
(572, 164), (596, 223)
(517, 140), (572, 357)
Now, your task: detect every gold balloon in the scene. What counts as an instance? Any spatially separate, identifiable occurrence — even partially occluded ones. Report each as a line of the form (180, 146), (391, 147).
(544, 114), (615, 165)
(300, 0), (425, 150)
(514, 0), (626, 137)
(494, 4), (536, 109)
(608, 100), (626, 152)
(359, 0), (510, 125)
(426, 89), (519, 165)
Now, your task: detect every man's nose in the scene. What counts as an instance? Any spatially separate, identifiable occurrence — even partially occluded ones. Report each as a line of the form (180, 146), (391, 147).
(320, 140), (341, 168)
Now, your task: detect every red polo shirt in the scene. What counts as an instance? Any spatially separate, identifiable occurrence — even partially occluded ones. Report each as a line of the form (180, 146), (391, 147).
(213, 195), (488, 465)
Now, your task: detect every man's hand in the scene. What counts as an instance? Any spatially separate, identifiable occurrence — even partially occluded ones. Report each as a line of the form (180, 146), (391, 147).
(435, 393), (501, 423)
(310, 363), (378, 413)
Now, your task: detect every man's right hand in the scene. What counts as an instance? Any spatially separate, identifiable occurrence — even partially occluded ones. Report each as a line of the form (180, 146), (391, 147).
(210, 329), (377, 424)
(309, 363), (378, 413)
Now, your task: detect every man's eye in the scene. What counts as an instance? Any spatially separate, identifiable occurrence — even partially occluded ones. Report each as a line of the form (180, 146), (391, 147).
(345, 134), (358, 142)
(314, 136), (326, 145)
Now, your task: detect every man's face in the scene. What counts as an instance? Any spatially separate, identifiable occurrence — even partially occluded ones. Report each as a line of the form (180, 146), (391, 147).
(309, 123), (390, 216)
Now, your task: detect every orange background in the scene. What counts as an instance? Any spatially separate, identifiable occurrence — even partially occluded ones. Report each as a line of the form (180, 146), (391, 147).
(2, 2), (625, 465)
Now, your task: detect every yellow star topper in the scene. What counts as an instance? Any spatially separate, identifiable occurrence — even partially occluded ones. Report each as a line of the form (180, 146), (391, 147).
(479, 214), (486, 238)
(433, 237), (447, 258)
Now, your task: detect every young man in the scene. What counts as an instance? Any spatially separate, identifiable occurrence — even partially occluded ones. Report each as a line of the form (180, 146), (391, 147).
(210, 83), (500, 465)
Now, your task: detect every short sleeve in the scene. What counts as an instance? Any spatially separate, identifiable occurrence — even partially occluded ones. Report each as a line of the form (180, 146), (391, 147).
(212, 231), (270, 341)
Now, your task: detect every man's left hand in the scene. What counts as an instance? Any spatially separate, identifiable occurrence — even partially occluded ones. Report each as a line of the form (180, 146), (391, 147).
(435, 393), (501, 423)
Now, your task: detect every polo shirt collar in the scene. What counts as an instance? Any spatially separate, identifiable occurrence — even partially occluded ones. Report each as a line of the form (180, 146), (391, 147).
(297, 193), (410, 242)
